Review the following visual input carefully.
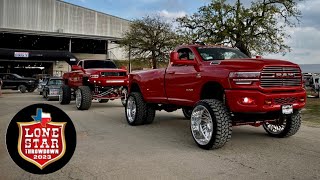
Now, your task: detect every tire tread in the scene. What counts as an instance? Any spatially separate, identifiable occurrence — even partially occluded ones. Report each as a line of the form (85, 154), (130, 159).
(77, 86), (92, 110)
(60, 85), (71, 105)
(126, 92), (146, 125)
(193, 99), (232, 149)
(144, 105), (156, 124)
(263, 111), (301, 138)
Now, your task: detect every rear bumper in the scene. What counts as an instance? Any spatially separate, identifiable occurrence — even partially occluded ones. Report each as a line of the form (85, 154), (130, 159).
(225, 89), (306, 113)
(47, 95), (59, 99)
(47, 89), (60, 98)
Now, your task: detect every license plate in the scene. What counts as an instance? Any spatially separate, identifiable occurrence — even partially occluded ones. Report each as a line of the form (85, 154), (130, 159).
(51, 90), (58, 95)
(282, 105), (293, 115)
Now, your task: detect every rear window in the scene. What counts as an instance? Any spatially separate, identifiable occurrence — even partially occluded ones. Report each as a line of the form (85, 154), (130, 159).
(48, 79), (63, 85)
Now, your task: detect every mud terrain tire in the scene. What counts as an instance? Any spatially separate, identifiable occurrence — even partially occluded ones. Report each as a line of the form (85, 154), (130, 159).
(144, 105), (156, 124)
(191, 99), (232, 150)
(59, 85), (71, 105)
(263, 111), (301, 138)
(125, 92), (155, 125)
(76, 86), (92, 110)
(182, 107), (193, 119)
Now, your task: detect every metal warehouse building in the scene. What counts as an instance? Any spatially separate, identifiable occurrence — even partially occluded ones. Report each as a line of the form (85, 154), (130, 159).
(0, 0), (130, 77)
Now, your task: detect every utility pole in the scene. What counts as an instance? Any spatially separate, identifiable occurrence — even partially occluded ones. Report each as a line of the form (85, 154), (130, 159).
(128, 45), (131, 73)
(105, 40), (109, 59)
(68, 38), (72, 72)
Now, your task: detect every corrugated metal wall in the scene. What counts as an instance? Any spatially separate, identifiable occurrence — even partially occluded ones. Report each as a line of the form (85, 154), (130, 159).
(0, 0), (130, 38)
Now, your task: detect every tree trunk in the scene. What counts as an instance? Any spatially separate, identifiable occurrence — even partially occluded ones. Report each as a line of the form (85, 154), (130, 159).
(235, 41), (251, 57)
(151, 51), (157, 69)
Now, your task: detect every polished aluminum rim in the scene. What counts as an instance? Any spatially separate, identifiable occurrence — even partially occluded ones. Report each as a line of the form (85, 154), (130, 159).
(126, 96), (136, 123)
(264, 118), (287, 134)
(191, 105), (213, 145)
(76, 89), (82, 108)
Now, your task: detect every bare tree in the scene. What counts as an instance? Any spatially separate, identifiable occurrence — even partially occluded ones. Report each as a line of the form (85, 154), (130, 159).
(177, 0), (303, 56)
(120, 15), (178, 69)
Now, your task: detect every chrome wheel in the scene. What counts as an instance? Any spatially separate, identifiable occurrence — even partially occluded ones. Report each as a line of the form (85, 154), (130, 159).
(191, 105), (213, 145)
(263, 117), (287, 135)
(75, 89), (82, 109)
(126, 96), (136, 123)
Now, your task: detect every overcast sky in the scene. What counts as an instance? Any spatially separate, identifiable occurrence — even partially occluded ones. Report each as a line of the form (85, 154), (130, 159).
(63, 0), (320, 64)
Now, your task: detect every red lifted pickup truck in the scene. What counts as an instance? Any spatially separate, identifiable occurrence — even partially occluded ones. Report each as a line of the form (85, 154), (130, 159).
(125, 44), (306, 150)
(59, 59), (128, 110)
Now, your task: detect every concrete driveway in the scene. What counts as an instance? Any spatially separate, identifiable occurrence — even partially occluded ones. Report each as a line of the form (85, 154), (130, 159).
(0, 90), (319, 180)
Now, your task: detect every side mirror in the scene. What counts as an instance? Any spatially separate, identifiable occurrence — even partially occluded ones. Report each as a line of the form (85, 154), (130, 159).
(170, 51), (180, 63)
(170, 52), (197, 66)
(72, 65), (83, 71)
(256, 55), (262, 59)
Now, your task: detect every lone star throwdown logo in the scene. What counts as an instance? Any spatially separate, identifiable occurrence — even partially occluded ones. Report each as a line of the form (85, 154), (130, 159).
(6, 104), (76, 174)
(17, 109), (66, 170)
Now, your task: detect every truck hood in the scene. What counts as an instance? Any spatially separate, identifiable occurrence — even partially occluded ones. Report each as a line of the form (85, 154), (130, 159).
(207, 58), (299, 71)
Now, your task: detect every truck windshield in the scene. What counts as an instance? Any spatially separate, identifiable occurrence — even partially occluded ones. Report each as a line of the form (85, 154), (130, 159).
(13, 74), (22, 78)
(197, 47), (249, 61)
(84, 60), (117, 69)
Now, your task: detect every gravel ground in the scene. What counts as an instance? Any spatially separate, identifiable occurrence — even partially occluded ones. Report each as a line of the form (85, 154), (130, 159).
(0, 90), (320, 180)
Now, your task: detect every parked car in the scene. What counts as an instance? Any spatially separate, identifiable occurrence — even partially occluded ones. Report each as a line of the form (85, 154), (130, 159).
(303, 73), (320, 98)
(0, 73), (37, 93)
(37, 77), (51, 95)
(42, 77), (63, 100)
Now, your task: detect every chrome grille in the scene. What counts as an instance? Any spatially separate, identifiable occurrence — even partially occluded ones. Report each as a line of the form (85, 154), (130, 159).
(260, 66), (302, 88)
(274, 97), (297, 105)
